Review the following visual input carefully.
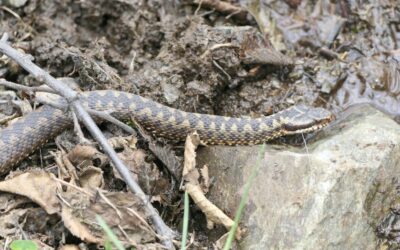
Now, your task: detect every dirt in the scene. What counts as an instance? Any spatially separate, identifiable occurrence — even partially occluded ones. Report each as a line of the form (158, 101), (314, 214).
(0, 0), (399, 249)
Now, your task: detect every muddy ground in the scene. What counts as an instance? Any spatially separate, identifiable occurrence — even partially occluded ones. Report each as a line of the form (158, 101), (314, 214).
(0, 0), (399, 249)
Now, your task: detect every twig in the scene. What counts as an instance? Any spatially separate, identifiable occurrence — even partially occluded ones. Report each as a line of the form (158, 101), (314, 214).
(0, 78), (56, 94)
(34, 95), (135, 135)
(34, 95), (67, 111)
(194, 0), (203, 16)
(126, 207), (159, 237)
(52, 176), (94, 196)
(0, 33), (175, 248)
(193, 0), (248, 21)
(128, 51), (137, 75)
(1, 6), (22, 20)
(88, 109), (136, 135)
(0, 33), (8, 42)
(97, 189), (123, 219)
(212, 60), (231, 80)
(200, 43), (239, 59)
(182, 133), (240, 237)
(72, 110), (90, 144)
(298, 38), (343, 61)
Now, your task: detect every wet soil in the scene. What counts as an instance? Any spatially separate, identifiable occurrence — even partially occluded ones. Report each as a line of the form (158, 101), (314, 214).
(0, 0), (399, 249)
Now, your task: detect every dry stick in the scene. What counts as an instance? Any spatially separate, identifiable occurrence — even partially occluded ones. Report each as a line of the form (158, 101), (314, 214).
(0, 78), (56, 94)
(0, 34), (175, 248)
(193, 0), (247, 19)
(34, 94), (135, 135)
(87, 109), (136, 135)
(71, 110), (90, 144)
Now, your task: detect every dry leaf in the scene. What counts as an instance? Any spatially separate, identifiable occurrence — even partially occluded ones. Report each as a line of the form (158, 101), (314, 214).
(60, 190), (155, 246)
(67, 144), (100, 166)
(0, 207), (58, 245)
(0, 208), (28, 237)
(108, 135), (137, 150)
(200, 165), (210, 193)
(0, 171), (60, 214)
(78, 166), (104, 189)
(148, 141), (183, 180)
(116, 147), (170, 196)
(61, 206), (101, 244)
(182, 133), (200, 185)
(0, 170), (155, 246)
(0, 193), (32, 213)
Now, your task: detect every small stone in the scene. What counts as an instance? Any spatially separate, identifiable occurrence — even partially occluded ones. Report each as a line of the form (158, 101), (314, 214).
(271, 79), (281, 89)
(161, 83), (181, 104)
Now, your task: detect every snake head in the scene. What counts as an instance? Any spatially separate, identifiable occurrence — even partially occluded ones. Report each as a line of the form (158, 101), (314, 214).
(281, 104), (334, 134)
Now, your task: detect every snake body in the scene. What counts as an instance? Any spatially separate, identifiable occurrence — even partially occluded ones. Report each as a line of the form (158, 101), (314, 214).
(0, 90), (333, 171)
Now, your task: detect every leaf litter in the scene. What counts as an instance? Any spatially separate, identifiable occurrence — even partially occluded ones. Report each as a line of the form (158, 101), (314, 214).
(0, 0), (398, 248)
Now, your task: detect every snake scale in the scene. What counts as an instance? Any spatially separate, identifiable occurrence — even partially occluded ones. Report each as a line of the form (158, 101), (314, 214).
(0, 90), (334, 171)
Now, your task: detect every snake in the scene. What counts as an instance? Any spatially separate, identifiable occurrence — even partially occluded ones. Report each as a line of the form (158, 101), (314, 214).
(0, 90), (334, 171)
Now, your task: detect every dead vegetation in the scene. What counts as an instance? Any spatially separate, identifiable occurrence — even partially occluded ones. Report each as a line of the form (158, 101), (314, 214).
(0, 0), (398, 249)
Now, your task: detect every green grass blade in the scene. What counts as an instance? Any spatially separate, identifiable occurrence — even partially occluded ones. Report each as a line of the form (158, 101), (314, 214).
(181, 190), (190, 250)
(223, 144), (266, 250)
(104, 240), (112, 250)
(96, 214), (125, 250)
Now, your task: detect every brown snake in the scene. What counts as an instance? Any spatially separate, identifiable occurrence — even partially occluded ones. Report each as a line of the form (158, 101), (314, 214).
(0, 90), (334, 171)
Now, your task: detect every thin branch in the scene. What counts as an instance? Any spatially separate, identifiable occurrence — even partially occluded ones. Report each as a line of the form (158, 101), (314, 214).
(35, 94), (136, 135)
(193, 0), (249, 21)
(88, 109), (136, 135)
(0, 33), (175, 248)
(0, 33), (8, 42)
(71, 110), (90, 144)
(0, 78), (56, 94)
(34, 95), (67, 111)
(0, 6), (22, 20)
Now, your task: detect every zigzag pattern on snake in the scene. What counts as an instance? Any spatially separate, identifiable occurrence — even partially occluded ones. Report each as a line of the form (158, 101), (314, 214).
(0, 90), (334, 171)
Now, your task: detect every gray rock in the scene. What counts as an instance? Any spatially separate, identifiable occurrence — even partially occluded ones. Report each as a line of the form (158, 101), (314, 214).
(197, 105), (400, 249)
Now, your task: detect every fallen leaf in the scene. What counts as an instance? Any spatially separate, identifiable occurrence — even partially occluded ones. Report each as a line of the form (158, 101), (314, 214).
(108, 135), (137, 150)
(61, 206), (101, 244)
(61, 190), (155, 246)
(182, 133), (200, 185)
(149, 141), (183, 180)
(0, 208), (28, 238)
(0, 193), (32, 213)
(0, 171), (60, 214)
(78, 166), (104, 189)
(116, 147), (170, 196)
(200, 165), (210, 193)
(67, 144), (100, 167)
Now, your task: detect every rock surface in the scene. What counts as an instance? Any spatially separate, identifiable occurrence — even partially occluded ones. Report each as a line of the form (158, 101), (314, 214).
(197, 105), (400, 249)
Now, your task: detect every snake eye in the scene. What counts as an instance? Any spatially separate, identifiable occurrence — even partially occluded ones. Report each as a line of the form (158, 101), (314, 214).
(281, 105), (333, 133)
